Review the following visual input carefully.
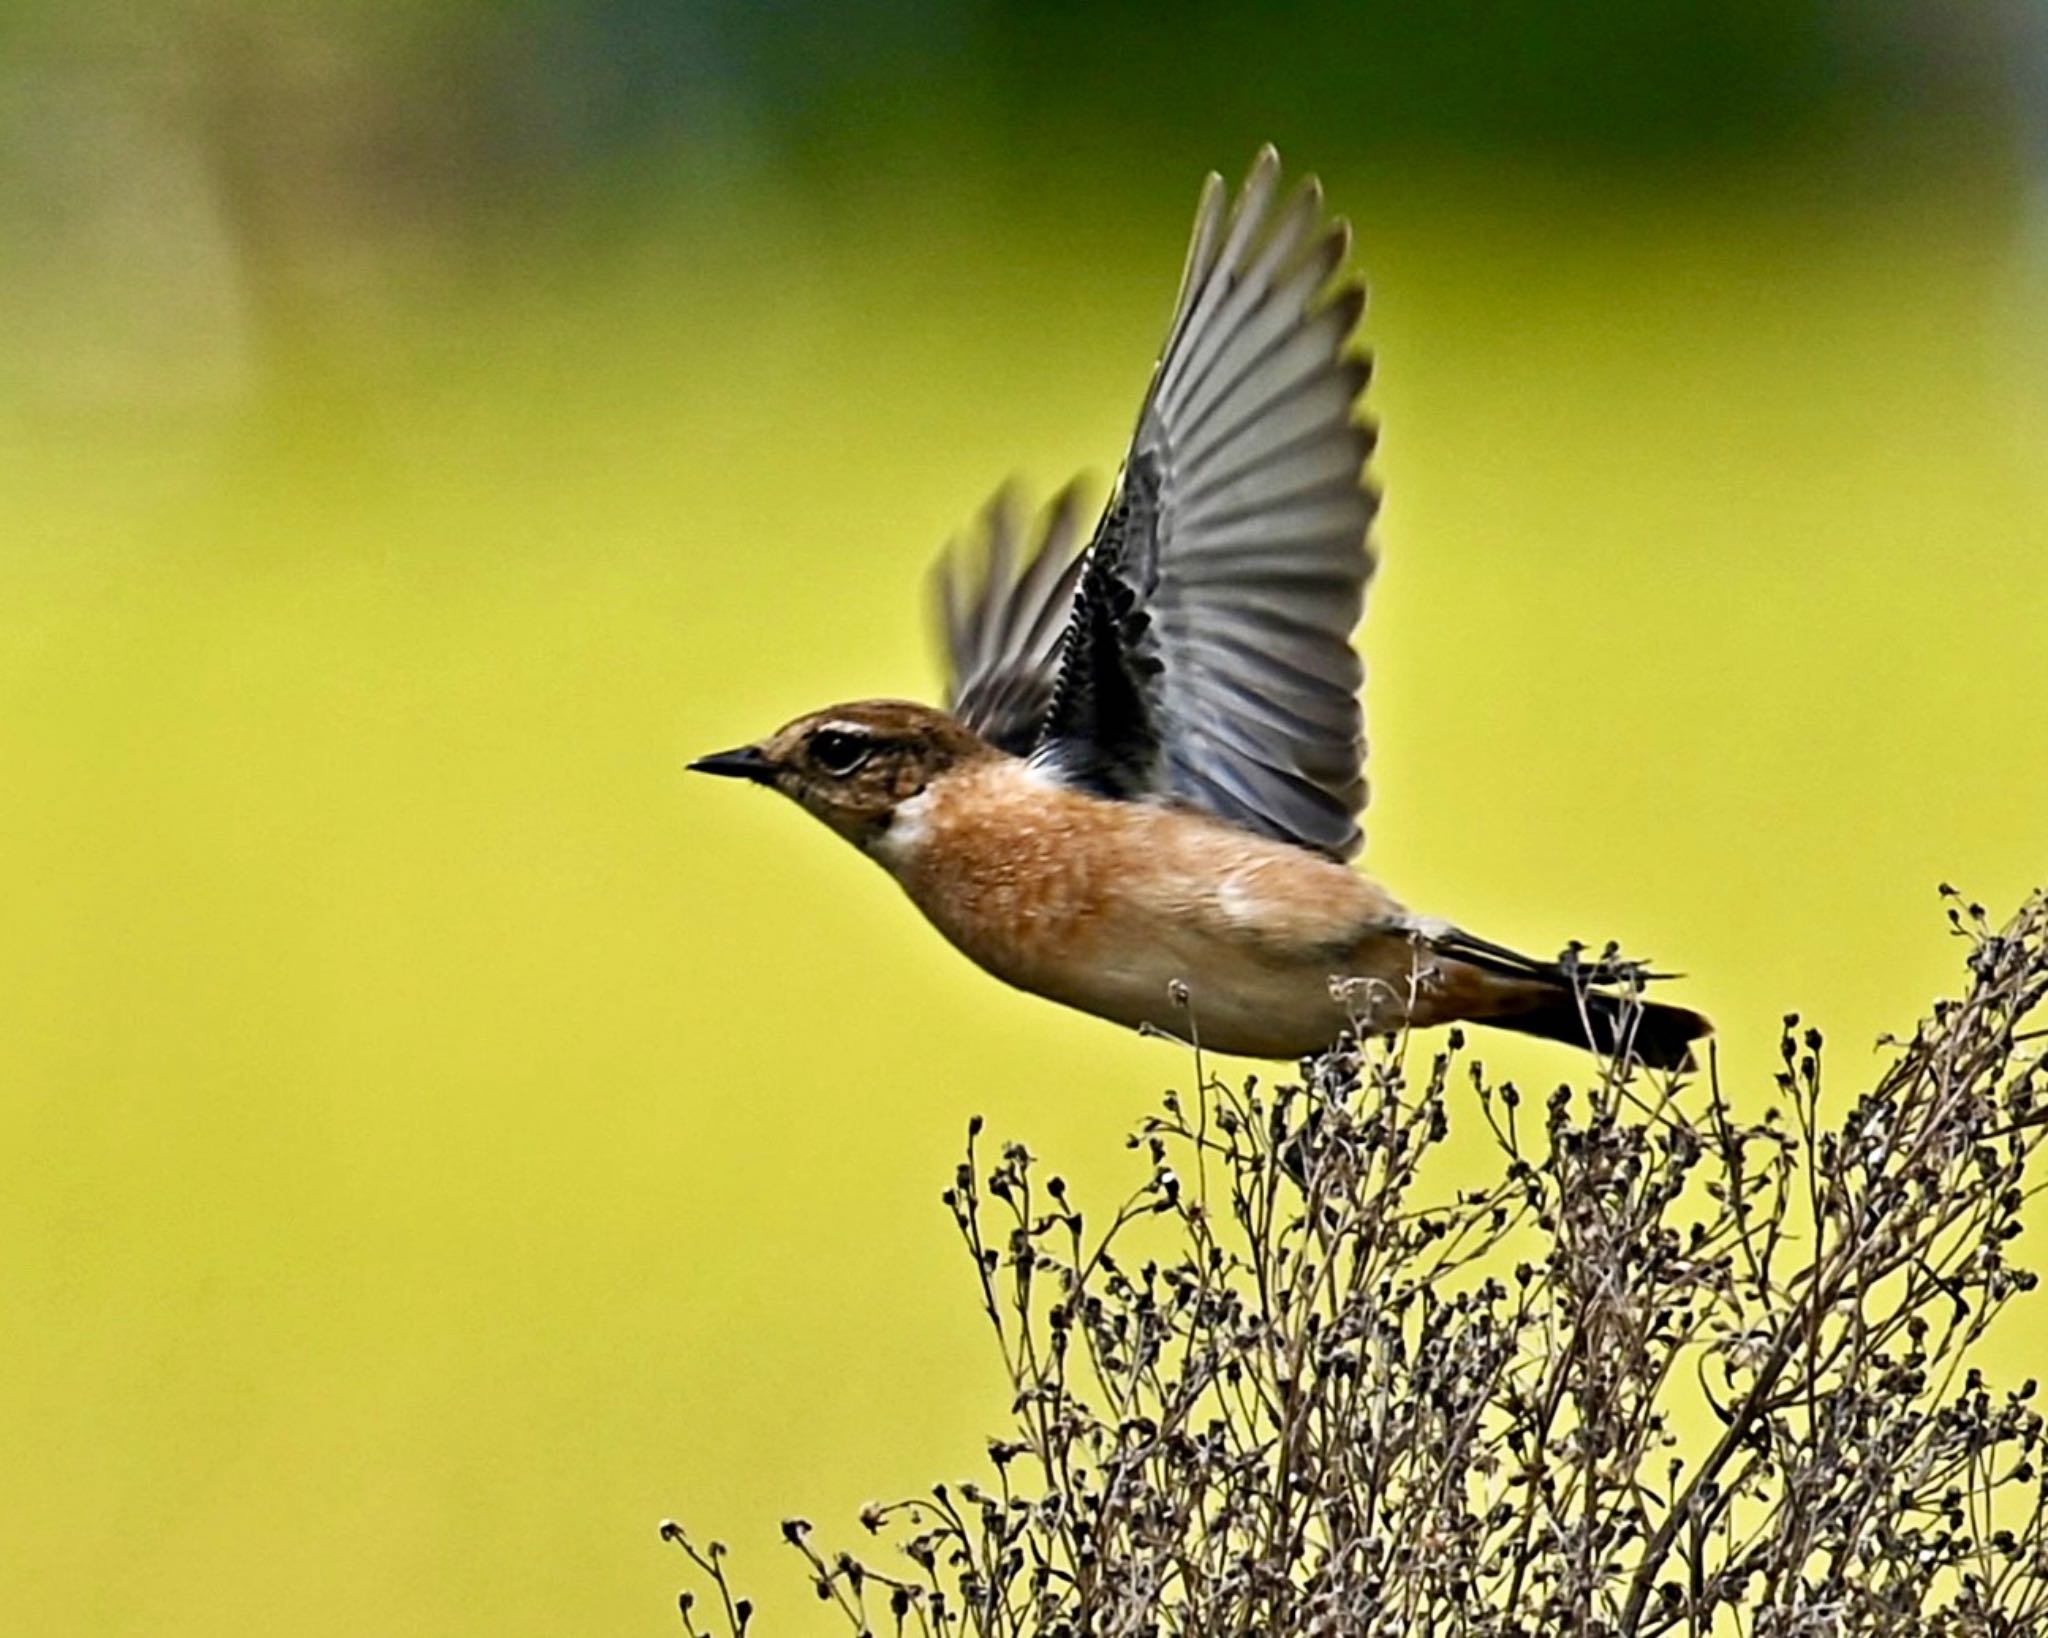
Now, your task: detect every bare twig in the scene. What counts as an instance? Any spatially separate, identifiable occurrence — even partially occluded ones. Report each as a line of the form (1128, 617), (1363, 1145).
(670, 888), (2048, 1638)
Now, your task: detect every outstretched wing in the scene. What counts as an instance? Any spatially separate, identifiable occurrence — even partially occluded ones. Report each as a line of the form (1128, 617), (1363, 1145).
(1040, 147), (1377, 860)
(932, 483), (1090, 756)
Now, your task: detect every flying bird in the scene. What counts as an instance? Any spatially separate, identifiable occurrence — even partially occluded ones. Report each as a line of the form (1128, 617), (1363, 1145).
(692, 148), (1711, 1069)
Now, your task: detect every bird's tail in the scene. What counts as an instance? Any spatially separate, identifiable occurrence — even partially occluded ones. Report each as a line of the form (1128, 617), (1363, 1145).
(1427, 927), (1712, 1072)
(1481, 987), (1711, 1071)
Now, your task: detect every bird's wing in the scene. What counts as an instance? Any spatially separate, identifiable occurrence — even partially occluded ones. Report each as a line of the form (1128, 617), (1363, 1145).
(1037, 147), (1377, 860)
(932, 482), (1091, 756)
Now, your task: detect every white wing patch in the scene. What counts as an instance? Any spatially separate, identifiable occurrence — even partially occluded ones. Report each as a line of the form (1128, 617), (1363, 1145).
(1215, 867), (1276, 931)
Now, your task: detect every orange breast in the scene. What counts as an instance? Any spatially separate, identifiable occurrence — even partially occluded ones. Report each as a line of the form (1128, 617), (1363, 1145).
(882, 760), (1408, 1051)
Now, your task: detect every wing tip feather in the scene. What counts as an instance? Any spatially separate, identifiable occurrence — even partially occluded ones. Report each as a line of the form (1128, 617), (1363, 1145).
(1033, 144), (1384, 860)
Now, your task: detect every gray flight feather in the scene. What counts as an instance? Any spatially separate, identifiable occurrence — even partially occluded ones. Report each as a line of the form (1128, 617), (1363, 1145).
(933, 482), (1091, 756)
(930, 148), (1377, 858)
(1052, 147), (1376, 857)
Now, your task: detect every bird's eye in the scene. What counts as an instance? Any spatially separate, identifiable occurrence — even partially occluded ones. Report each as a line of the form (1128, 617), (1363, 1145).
(808, 728), (872, 776)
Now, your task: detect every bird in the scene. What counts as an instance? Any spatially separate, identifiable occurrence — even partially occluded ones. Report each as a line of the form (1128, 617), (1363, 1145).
(691, 147), (1711, 1070)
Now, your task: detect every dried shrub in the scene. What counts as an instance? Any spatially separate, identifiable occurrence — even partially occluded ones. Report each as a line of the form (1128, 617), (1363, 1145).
(667, 888), (2048, 1637)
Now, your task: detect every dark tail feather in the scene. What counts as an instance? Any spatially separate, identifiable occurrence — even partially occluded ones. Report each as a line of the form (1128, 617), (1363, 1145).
(1487, 990), (1711, 1072)
(1423, 926), (1711, 1070)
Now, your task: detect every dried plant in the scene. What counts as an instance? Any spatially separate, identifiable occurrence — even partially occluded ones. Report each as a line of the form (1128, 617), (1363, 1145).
(666, 887), (2048, 1637)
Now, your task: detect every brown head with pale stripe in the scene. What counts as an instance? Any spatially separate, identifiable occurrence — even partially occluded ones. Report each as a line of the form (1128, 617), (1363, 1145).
(690, 699), (997, 851)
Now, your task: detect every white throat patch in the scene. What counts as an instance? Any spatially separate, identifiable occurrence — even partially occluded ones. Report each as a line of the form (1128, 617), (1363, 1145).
(869, 786), (935, 869)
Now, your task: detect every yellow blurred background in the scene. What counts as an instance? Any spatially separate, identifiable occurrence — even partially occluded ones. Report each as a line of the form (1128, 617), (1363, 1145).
(3, 4), (2047, 1633)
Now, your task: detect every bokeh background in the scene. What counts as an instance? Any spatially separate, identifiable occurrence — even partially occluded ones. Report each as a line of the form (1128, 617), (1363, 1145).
(5, 2), (2047, 1632)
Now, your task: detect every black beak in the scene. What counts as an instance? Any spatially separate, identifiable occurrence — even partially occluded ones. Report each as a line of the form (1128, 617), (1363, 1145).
(688, 744), (778, 785)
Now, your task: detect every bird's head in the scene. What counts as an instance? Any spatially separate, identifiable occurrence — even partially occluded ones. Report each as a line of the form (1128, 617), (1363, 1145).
(690, 699), (998, 853)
